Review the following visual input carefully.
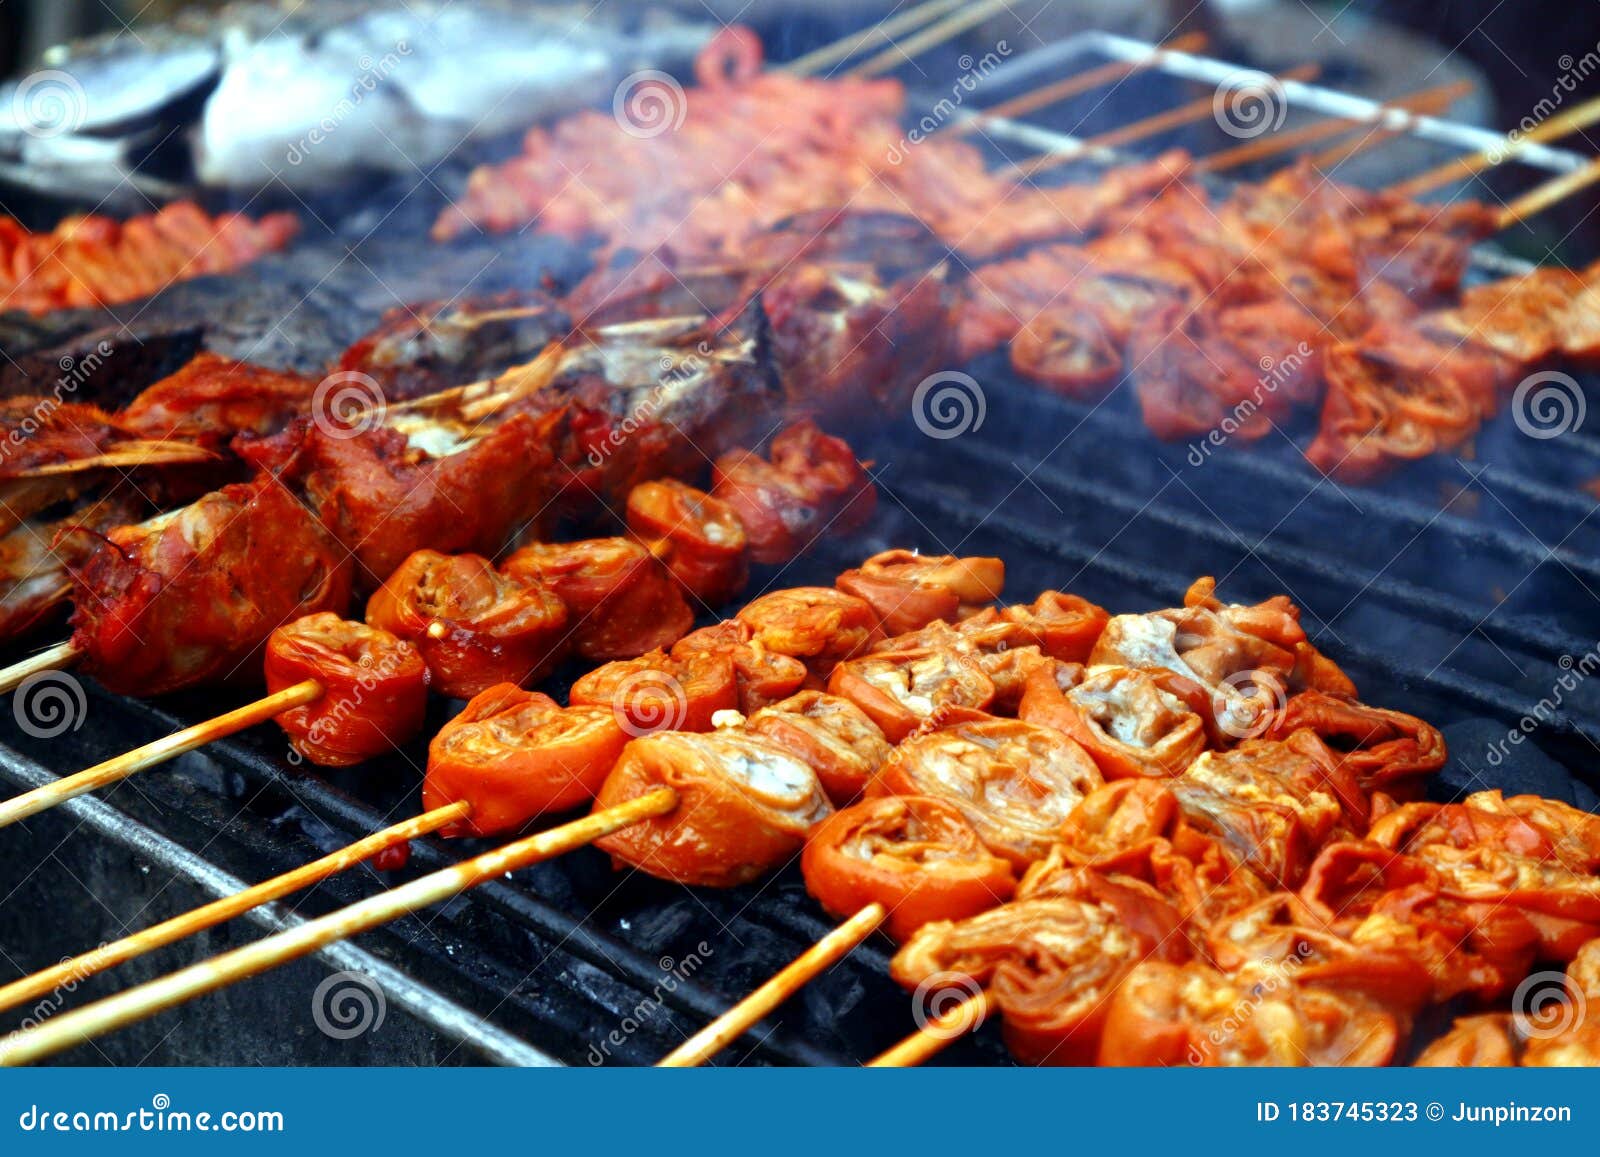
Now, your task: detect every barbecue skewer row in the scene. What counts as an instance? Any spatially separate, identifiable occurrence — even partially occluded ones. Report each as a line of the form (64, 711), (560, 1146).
(0, 421), (877, 829)
(0, 551), (1028, 1060)
(0, 458), (886, 1010)
(962, 145), (1600, 480)
(661, 586), (1600, 1068)
(12, 564), (1598, 1067)
(0, 209), (938, 691)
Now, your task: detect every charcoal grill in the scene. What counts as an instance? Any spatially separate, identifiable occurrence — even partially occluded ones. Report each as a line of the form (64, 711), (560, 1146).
(2, 26), (1599, 1067)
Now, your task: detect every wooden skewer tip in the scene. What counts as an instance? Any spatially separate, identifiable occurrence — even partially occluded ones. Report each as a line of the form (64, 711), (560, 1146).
(658, 901), (888, 1067)
(0, 678), (322, 831)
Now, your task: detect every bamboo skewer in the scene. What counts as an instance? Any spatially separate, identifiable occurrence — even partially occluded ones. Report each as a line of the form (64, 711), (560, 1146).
(1195, 80), (1473, 174)
(0, 801), (469, 1017)
(786, 0), (966, 77)
(959, 31), (1209, 135)
(0, 787), (678, 1066)
(1014, 62), (1320, 177)
(1393, 92), (1600, 199)
(0, 678), (322, 830)
(0, 640), (81, 694)
(658, 902), (888, 1067)
(867, 988), (993, 1066)
(849, 0), (1018, 79)
(1497, 153), (1600, 229)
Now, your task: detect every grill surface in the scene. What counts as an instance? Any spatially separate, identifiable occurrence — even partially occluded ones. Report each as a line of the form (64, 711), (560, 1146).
(1, 34), (1598, 1066)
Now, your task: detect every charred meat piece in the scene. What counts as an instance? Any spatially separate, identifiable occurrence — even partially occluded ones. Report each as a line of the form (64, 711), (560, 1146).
(68, 477), (352, 696)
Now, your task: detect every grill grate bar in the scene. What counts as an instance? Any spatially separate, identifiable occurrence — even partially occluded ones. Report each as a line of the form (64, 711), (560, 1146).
(936, 435), (1596, 665)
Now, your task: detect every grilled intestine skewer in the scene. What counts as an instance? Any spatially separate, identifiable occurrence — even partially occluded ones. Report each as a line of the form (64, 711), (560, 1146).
(0, 547), (1011, 1059)
(0, 420), (876, 828)
(0, 209), (950, 688)
(654, 580), (1455, 1067)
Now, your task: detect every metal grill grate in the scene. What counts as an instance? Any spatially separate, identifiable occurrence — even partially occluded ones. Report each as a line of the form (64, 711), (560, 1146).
(2, 34), (1599, 1067)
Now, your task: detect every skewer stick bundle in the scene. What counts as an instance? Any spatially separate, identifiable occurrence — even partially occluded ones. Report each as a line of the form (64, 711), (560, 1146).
(785, 0), (966, 77)
(964, 31), (1209, 135)
(1194, 80), (1472, 173)
(0, 801), (469, 1016)
(0, 787), (678, 1067)
(849, 0), (1017, 78)
(1014, 62), (1321, 177)
(1393, 92), (1600, 199)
